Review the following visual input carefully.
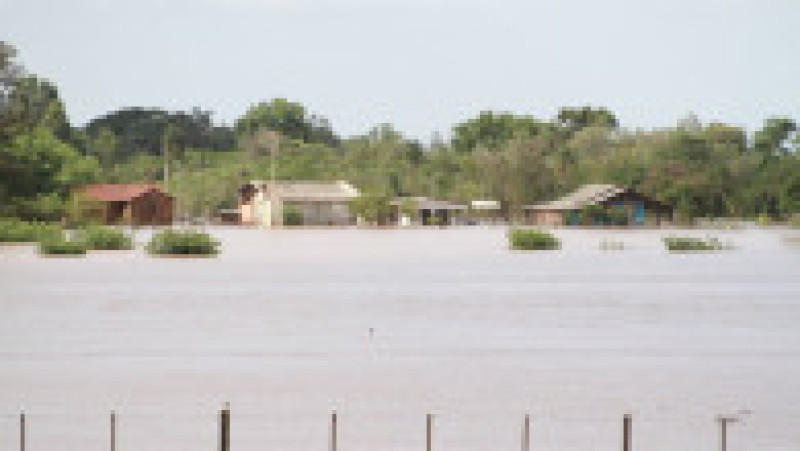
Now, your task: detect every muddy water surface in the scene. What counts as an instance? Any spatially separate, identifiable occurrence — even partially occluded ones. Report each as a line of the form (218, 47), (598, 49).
(1, 228), (799, 451)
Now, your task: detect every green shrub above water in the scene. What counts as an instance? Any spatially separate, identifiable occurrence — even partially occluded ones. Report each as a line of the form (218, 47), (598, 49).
(509, 229), (560, 250)
(79, 226), (133, 250)
(146, 229), (220, 256)
(38, 234), (88, 256)
(663, 236), (729, 252)
(282, 204), (304, 226)
(0, 218), (61, 243)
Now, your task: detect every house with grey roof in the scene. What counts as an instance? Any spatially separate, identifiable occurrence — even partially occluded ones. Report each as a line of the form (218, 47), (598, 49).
(239, 180), (360, 227)
(523, 184), (672, 226)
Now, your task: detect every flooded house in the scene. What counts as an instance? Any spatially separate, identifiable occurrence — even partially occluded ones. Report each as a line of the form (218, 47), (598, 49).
(523, 184), (673, 226)
(239, 180), (360, 227)
(467, 199), (504, 225)
(76, 183), (174, 225)
(390, 197), (468, 226)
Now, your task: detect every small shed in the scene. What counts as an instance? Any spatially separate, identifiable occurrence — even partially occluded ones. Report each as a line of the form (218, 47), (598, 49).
(523, 184), (672, 226)
(77, 184), (174, 226)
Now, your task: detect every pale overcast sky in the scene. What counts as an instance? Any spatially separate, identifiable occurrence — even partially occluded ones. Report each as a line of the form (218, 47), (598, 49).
(2, 0), (798, 140)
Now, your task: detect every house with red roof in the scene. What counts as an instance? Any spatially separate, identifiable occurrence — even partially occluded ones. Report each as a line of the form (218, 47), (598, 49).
(76, 184), (174, 225)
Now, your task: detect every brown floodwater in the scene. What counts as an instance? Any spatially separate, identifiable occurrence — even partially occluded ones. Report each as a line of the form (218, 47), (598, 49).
(1, 227), (799, 450)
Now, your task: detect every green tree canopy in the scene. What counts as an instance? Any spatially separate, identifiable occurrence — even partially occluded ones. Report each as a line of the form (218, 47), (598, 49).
(1, 127), (99, 218)
(85, 107), (235, 161)
(234, 98), (338, 146)
(451, 111), (550, 153)
(1, 75), (72, 143)
(557, 106), (618, 134)
(753, 116), (796, 156)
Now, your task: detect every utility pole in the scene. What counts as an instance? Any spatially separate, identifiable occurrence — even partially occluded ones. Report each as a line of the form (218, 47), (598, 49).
(162, 126), (171, 191)
(268, 130), (278, 187)
(265, 129), (280, 227)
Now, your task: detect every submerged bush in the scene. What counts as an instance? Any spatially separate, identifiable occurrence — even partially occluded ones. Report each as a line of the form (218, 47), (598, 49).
(663, 236), (728, 252)
(509, 228), (560, 250)
(0, 218), (61, 243)
(38, 234), (88, 256)
(599, 238), (625, 251)
(79, 226), (133, 250)
(283, 204), (304, 226)
(146, 229), (220, 256)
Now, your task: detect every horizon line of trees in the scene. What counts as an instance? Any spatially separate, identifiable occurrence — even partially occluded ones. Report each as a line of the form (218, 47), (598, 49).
(2, 41), (798, 223)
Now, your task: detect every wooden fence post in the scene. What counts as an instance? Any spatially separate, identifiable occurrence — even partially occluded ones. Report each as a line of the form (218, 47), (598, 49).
(19, 410), (25, 451)
(220, 403), (230, 451)
(623, 414), (631, 451)
(522, 413), (530, 451)
(717, 416), (737, 451)
(110, 410), (117, 451)
(426, 413), (433, 451)
(330, 410), (337, 451)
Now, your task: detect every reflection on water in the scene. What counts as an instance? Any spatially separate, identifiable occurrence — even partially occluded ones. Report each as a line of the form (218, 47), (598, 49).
(1, 228), (799, 450)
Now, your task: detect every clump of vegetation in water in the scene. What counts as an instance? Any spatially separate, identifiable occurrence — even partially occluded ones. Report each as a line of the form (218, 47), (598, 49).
(78, 225), (133, 250)
(146, 229), (220, 256)
(509, 229), (560, 250)
(578, 204), (629, 226)
(600, 238), (625, 251)
(38, 233), (88, 256)
(663, 236), (729, 252)
(0, 218), (61, 243)
(282, 204), (304, 226)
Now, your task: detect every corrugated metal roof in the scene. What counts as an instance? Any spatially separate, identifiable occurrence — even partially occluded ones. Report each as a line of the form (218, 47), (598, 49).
(524, 184), (625, 210)
(77, 184), (167, 202)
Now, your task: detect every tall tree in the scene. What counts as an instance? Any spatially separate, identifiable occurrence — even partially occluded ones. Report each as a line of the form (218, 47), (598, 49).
(89, 127), (119, 175)
(753, 117), (796, 156)
(235, 98), (338, 146)
(85, 107), (235, 161)
(557, 106), (618, 135)
(451, 111), (548, 153)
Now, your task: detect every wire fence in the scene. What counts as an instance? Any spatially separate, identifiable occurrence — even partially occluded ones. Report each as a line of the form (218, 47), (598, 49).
(0, 406), (790, 451)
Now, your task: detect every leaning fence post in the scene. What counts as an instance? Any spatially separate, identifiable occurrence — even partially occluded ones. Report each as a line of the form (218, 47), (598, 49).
(623, 414), (632, 451)
(19, 410), (25, 451)
(220, 402), (230, 451)
(110, 410), (117, 451)
(426, 413), (433, 451)
(330, 409), (338, 451)
(521, 413), (530, 451)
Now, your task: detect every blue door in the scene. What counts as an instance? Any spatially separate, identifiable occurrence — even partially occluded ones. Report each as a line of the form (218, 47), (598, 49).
(633, 202), (645, 225)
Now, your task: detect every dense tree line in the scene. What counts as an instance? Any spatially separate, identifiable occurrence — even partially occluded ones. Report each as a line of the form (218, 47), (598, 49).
(1, 41), (797, 222)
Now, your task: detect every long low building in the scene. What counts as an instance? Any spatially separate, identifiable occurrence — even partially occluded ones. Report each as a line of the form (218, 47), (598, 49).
(389, 197), (468, 226)
(524, 184), (673, 226)
(239, 180), (360, 227)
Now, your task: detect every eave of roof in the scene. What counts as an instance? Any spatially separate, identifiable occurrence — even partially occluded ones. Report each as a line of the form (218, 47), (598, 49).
(77, 184), (168, 202)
